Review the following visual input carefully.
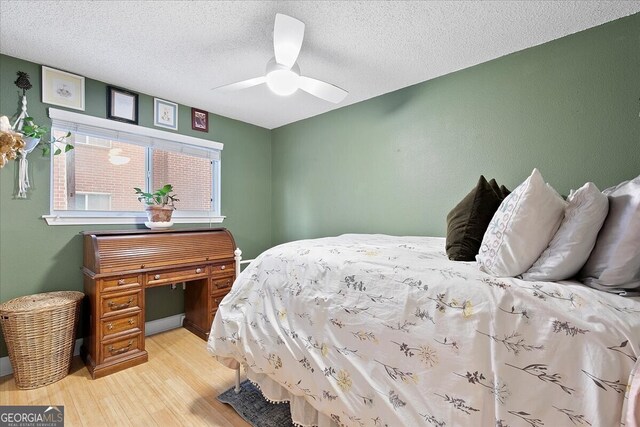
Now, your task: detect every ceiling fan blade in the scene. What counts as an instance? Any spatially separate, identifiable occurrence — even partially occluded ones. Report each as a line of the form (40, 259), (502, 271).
(212, 76), (266, 92)
(298, 76), (348, 103)
(274, 13), (305, 69)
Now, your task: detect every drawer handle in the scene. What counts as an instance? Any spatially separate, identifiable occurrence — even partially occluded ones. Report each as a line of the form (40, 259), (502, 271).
(220, 265), (226, 270)
(108, 340), (133, 355)
(196, 268), (203, 274)
(154, 274), (161, 280)
(108, 297), (133, 310)
(117, 279), (126, 285)
(216, 280), (231, 289)
(107, 318), (133, 331)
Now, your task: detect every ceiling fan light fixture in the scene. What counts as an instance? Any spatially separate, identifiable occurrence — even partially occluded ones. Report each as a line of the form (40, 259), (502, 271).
(265, 59), (301, 96)
(108, 148), (130, 165)
(266, 69), (299, 96)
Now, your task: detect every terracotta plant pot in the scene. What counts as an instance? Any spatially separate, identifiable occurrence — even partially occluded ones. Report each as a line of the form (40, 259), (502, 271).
(145, 206), (174, 223)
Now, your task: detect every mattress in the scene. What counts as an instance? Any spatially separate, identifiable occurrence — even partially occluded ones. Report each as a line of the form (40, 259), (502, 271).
(209, 234), (640, 426)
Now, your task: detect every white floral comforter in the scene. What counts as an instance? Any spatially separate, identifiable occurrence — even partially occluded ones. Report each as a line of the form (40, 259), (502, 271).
(208, 235), (640, 427)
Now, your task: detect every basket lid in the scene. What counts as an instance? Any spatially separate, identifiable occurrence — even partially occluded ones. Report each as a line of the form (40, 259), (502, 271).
(0, 291), (84, 314)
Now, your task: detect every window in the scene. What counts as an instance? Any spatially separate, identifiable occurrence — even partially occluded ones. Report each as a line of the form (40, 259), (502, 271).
(45, 108), (223, 225)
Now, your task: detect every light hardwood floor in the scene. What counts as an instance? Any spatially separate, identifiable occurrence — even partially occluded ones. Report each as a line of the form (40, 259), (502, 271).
(0, 328), (250, 427)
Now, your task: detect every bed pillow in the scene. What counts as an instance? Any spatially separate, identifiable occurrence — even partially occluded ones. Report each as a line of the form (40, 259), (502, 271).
(476, 168), (567, 277)
(446, 176), (508, 261)
(487, 178), (501, 197)
(580, 175), (640, 289)
(522, 182), (608, 281)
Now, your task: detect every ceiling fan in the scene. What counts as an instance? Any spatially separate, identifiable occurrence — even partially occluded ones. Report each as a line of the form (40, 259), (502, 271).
(213, 14), (348, 104)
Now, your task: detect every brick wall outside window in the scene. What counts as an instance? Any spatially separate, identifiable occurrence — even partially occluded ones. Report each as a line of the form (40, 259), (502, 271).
(52, 136), (213, 212)
(152, 150), (212, 211)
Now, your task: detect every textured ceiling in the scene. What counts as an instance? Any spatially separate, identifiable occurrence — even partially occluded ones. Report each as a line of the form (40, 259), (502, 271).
(1, 1), (639, 129)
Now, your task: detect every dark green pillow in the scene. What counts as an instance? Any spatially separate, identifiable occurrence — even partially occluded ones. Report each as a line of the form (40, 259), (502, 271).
(446, 176), (509, 261)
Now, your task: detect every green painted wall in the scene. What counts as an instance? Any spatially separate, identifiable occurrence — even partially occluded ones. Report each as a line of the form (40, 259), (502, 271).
(271, 13), (640, 244)
(0, 54), (272, 357)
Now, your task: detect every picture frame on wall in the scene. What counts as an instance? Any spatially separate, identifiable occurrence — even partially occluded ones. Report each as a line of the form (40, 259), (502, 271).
(153, 98), (178, 130)
(191, 108), (209, 132)
(107, 86), (138, 124)
(41, 66), (85, 111)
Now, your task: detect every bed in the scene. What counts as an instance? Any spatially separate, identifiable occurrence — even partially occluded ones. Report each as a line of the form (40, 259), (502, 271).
(208, 234), (640, 426)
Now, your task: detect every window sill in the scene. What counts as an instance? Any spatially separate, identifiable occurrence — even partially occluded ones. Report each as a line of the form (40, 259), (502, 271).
(42, 214), (226, 226)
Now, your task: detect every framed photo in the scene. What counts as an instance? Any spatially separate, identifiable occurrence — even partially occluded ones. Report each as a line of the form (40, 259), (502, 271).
(107, 86), (138, 124)
(154, 98), (178, 130)
(191, 108), (209, 132)
(41, 66), (85, 111)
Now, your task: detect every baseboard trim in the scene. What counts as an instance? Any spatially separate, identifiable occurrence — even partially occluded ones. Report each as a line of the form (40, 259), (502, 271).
(0, 312), (186, 377)
(145, 313), (186, 336)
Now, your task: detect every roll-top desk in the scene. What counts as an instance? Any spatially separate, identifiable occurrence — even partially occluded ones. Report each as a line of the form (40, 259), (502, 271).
(81, 228), (236, 379)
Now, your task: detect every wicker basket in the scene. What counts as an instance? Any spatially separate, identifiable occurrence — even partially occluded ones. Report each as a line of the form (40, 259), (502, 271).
(0, 291), (84, 389)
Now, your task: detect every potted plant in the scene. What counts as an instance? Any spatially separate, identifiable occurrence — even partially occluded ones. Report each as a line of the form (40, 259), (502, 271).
(19, 117), (46, 152)
(134, 184), (179, 225)
(21, 117), (73, 155)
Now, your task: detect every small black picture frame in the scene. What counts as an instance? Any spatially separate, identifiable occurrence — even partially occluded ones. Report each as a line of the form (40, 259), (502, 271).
(107, 86), (138, 124)
(191, 108), (209, 132)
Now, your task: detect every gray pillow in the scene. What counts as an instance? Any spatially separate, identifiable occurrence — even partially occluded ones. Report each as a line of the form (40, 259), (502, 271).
(580, 175), (640, 290)
(523, 182), (608, 281)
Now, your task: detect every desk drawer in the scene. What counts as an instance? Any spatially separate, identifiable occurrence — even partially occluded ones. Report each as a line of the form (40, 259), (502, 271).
(99, 274), (142, 293)
(101, 333), (142, 363)
(101, 311), (142, 340)
(211, 277), (233, 293)
(101, 289), (141, 317)
(211, 293), (226, 311)
(146, 265), (208, 286)
(211, 262), (234, 277)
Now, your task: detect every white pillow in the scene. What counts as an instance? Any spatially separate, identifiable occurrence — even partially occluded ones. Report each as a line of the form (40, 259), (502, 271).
(522, 182), (608, 281)
(581, 175), (640, 289)
(476, 168), (567, 277)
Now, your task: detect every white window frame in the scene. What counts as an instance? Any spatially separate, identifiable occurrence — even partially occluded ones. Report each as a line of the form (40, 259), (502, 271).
(43, 108), (225, 226)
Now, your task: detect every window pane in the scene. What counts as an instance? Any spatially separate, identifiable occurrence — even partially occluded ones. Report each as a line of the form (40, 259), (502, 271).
(52, 130), (146, 211)
(73, 193), (112, 210)
(152, 149), (212, 211)
(74, 193), (87, 210)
